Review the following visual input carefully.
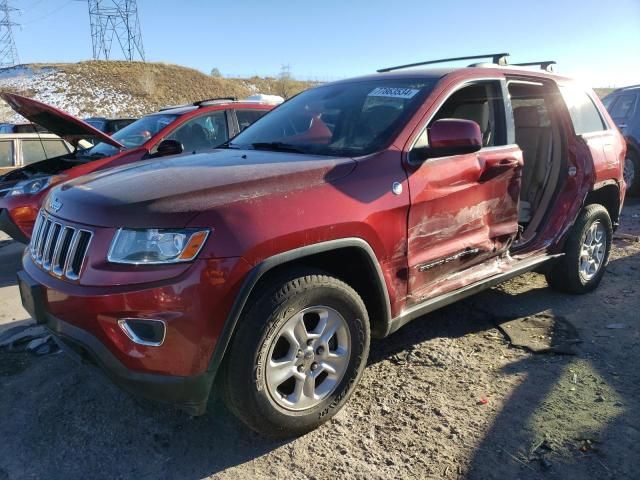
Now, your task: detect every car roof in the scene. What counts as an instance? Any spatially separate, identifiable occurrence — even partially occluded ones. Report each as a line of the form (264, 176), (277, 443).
(325, 65), (572, 87)
(85, 117), (137, 121)
(0, 133), (66, 139)
(609, 84), (640, 95)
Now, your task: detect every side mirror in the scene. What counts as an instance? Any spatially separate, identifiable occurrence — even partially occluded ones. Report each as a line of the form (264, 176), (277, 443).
(155, 139), (184, 157)
(411, 119), (482, 162)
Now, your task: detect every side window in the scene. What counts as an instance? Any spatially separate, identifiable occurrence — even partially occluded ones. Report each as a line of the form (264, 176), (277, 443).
(560, 87), (606, 135)
(236, 109), (268, 132)
(166, 111), (229, 153)
(602, 96), (615, 110)
(415, 82), (506, 149)
(609, 94), (637, 120)
(21, 140), (48, 165)
(0, 140), (13, 167)
(42, 140), (70, 158)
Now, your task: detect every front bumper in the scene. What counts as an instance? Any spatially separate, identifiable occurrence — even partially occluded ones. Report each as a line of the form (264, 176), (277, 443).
(0, 208), (30, 243)
(18, 269), (214, 415)
(19, 252), (251, 414)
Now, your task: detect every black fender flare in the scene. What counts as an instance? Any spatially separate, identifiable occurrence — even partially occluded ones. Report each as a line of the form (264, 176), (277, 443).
(206, 237), (392, 376)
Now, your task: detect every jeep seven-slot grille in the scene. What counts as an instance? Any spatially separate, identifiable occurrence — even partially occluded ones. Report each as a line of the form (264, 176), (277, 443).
(29, 211), (93, 280)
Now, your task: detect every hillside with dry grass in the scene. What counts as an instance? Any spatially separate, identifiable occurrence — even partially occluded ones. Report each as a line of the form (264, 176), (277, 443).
(0, 60), (315, 121)
(0, 60), (616, 123)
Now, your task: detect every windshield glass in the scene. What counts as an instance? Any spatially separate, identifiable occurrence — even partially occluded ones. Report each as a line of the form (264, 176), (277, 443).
(229, 79), (437, 156)
(82, 113), (179, 159)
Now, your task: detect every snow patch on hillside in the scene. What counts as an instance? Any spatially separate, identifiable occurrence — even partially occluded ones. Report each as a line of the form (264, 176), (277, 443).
(0, 65), (147, 122)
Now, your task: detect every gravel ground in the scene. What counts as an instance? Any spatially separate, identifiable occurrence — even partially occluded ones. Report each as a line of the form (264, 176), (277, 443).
(0, 199), (639, 480)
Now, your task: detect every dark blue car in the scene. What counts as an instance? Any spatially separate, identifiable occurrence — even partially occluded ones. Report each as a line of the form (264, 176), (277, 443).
(604, 86), (640, 195)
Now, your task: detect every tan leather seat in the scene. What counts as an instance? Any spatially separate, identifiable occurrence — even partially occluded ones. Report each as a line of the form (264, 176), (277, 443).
(514, 106), (553, 220)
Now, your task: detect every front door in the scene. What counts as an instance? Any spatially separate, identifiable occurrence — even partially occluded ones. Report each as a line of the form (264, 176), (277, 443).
(405, 80), (523, 304)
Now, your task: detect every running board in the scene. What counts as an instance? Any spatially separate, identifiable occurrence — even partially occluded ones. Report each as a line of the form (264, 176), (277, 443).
(387, 254), (560, 336)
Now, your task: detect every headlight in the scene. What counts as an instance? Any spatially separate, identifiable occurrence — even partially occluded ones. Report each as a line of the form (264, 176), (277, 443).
(9, 176), (59, 196)
(107, 228), (210, 264)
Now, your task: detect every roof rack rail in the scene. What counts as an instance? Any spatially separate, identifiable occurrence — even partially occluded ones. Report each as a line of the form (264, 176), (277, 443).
(613, 83), (640, 92)
(512, 61), (556, 72)
(193, 97), (237, 106)
(377, 53), (510, 73)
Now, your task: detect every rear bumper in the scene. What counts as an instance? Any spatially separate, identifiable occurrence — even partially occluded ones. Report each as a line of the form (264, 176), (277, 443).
(0, 208), (29, 243)
(17, 268), (216, 415)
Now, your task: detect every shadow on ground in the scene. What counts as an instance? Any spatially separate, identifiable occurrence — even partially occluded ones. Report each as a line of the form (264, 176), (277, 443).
(0, 239), (638, 478)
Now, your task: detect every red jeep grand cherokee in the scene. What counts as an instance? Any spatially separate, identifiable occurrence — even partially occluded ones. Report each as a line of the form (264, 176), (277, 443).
(0, 93), (276, 243)
(18, 54), (626, 437)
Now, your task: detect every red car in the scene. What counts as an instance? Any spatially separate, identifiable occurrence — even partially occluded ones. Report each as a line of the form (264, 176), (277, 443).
(18, 54), (626, 437)
(0, 94), (276, 242)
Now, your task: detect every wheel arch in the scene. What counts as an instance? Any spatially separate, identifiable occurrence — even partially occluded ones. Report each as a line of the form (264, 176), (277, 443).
(207, 238), (392, 376)
(584, 182), (621, 228)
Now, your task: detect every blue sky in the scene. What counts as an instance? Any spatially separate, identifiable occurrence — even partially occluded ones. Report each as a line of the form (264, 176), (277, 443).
(11, 0), (640, 86)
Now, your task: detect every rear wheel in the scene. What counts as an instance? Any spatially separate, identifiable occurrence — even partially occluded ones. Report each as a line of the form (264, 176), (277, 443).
(545, 204), (612, 294)
(624, 150), (640, 195)
(221, 270), (370, 437)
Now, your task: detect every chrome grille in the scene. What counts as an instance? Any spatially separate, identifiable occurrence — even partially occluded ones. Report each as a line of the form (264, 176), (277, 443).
(29, 211), (93, 280)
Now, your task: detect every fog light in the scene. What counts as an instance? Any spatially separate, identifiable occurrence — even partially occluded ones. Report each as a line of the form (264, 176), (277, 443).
(118, 318), (166, 346)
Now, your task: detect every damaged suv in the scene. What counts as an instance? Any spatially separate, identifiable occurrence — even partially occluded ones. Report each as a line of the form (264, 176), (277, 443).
(18, 54), (625, 437)
(0, 94), (275, 242)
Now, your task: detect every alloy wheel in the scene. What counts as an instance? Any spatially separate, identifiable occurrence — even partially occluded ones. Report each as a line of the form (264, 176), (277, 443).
(265, 305), (351, 411)
(579, 220), (606, 281)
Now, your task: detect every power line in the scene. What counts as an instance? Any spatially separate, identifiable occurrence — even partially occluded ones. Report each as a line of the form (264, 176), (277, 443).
(0, 0), (19, 67)
(87, 0), (144, 61)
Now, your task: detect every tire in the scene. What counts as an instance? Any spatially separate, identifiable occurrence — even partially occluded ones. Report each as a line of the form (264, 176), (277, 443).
(545, 204), (613, 294)
(220, 270), (370, 437)
(624, 150), (640, 196)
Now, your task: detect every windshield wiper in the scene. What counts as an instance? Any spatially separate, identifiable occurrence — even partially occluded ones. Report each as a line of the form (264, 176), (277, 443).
(217, 140), (240, 149)
(250, 142), (304, 153)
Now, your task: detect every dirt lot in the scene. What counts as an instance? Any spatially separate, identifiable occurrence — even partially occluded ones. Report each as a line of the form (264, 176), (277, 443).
(0, 200), (638, 480)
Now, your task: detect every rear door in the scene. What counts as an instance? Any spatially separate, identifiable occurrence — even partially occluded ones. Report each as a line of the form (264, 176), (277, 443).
(0, 139), (15, 174)
(404, 80), (523, 304)
(559, 86), (619, 184)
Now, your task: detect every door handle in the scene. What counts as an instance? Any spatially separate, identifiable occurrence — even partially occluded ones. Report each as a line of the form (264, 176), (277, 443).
(483, 158), (519, 170)
(478, 157), (519, 182)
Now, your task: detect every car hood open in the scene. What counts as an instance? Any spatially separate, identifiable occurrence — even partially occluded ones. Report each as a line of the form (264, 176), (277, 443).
(0, 93), (124, 149)
(45, 149), (357, 228)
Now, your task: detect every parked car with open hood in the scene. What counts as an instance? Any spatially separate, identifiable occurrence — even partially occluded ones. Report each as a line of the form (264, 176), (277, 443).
(17, 54), (625, 437)
(0, 93), (276, 242)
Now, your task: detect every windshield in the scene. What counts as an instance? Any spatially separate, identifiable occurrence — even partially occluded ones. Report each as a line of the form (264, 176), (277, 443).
(228, 79), (437, 156)
(82, 113), (179, 159)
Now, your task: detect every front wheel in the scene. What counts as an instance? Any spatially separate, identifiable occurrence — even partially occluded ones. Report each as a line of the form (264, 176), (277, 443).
(545, 204), (613, 294)
(221, 271), (370, 437)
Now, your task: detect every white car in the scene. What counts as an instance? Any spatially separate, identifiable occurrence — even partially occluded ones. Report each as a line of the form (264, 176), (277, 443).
(0, 133), (75, 175)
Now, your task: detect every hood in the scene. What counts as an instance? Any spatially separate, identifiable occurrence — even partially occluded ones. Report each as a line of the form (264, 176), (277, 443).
(0, 93), (124, 149)
(46, 149), (356, 228)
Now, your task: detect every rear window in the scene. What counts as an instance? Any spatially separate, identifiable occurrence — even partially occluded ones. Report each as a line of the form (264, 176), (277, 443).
(236, 109), (268, 131)
(560, 86), (607, 135)
(21, 139), (48, 164)
(0, 140), (13, 167)
(42, 139), (70, 158)
(608, 94), (637, 120)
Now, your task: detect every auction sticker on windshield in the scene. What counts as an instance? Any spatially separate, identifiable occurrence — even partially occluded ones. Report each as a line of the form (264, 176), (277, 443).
(368, 87), (419, 99)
